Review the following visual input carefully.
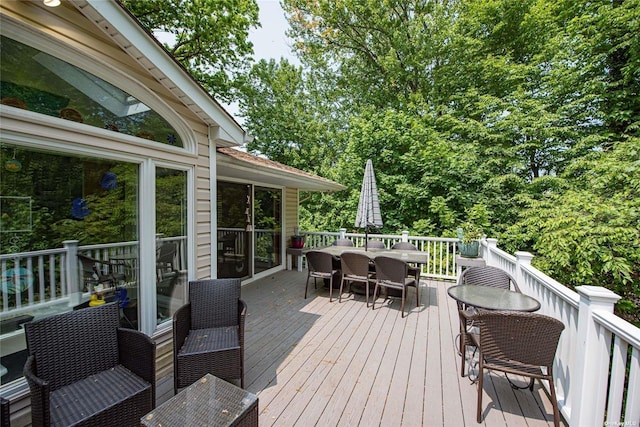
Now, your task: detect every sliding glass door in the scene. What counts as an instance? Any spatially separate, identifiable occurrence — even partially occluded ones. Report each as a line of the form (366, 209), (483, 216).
(253, 187), (282, 274)
(216, 182), (282, 279)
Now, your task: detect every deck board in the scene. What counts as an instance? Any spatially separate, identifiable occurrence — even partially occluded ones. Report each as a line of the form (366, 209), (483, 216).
(161, 269), (566, 426)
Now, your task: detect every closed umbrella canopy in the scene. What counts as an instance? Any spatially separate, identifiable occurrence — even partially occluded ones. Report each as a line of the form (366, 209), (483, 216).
(355, 159), (383, 249)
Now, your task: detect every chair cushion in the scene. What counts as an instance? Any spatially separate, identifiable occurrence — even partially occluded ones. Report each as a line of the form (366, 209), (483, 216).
(179, 326), (240, 356)
(50, 365), (151, 426)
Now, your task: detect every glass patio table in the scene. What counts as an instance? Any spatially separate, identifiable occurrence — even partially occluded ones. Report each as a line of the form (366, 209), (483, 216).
(447, 284), (541, 312)
(141, 374), (258, 427)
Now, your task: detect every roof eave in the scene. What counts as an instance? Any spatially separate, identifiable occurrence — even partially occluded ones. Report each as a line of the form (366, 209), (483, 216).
(73, 0), (250, 147)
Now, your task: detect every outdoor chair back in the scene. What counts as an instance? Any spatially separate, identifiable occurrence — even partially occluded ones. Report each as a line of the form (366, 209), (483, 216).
(23, 302), (156, 427)
(456, 265), (520, 377)
(474, 311), (565, 427)
(373, 256), (417, 318)
(173, 279), (246, 393)
(333, 238), (354, 247)
(390, 242), (421, 295)
(364, 240), (386, 249)
(339, 252), (374, 306)
(305, 250), (341, 301)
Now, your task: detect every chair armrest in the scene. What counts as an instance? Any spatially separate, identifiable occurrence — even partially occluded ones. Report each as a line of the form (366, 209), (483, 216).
(238, 299), (247, 349)
(23, 355), (51, 426)
(117, 328), (156, 403)
(173, 303), (191, 352)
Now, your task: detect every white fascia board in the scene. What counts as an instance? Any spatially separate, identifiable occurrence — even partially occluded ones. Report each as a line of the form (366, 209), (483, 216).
(78, 0), (247, 146)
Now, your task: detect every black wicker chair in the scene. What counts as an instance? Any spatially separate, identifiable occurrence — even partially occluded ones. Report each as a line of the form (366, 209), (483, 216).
(472, 311), (565, 427)
(305, 251), (341, 302)
(1, 397), (10, 427)
(372, 256), (418, 318)
(456, 265), (520, 377)
(23, 303), (156, 427)
(339, 252), (375, 306)
(173, 279), (246, 393)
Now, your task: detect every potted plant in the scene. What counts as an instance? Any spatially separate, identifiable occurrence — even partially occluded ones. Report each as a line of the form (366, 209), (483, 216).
(290, 228), (305, 249)
(456, 222), (483, 257)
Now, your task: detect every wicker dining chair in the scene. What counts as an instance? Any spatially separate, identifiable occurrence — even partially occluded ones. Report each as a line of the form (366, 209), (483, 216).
(456, 265), (520, 377)
(23, 302), (156, 427)
(305, 250), (341, 301)
(364, 240), (386, 249)
(373, 256), (418, 318)
(339, 252), (375, 306)
(1, 397), (10, 427)
(472, 311), (565, 427)
(390, 242), (421, 300)
(173, 279), (246, 393)
(333, 238), (354, 247)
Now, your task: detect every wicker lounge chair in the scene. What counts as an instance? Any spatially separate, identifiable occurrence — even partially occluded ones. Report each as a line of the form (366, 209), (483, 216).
(23, 302), (156, 427)
(339, 252), (375, 306)
(472, 311), (565, 427)
(456, 266), (520, 377)
(173, 279), (246, 393)
(305, 251), (341, 302)
(372, 256), (418, 317)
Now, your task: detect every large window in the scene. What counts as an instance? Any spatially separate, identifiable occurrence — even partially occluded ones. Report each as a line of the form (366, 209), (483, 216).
(0, 143), (139, 385)
(0, 35), (182, 146)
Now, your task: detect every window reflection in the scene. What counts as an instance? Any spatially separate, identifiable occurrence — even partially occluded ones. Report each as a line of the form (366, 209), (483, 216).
(0, 143), (138, 385)
(155, 168), (187, 325)
(0, 35), (182, 146)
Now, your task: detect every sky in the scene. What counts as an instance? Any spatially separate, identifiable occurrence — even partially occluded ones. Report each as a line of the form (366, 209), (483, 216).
(250, 1), (298, 65)
(223, 0), (298, 124)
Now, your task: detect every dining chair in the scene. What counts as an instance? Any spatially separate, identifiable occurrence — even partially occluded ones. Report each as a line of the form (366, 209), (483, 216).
(339, 252), (375, 306)
(456, 265), (520, 377)
(305, 250), (341, 301)
(364, 240), (386, 249)
(472, 311), (565, 427)
(373, 256), (418, 317)
(1, 397), (10, 427)
(333, 238), (354, 247)
(77, 254), (125, 292)
(173, 279), (246, 393)
(390, 242), (421, 300)
(23, 302), (156, 427)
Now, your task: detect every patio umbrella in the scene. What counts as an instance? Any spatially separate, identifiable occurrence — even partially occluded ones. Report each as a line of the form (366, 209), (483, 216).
(355, 159), (383, 250)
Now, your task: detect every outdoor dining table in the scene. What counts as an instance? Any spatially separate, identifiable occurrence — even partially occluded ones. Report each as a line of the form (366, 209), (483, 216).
(316, 245), (430, 264)
(447, 284), (541, 312)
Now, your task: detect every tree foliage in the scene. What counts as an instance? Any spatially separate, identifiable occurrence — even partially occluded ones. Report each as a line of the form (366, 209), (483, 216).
(122, 0), (260, 103)
(121, 0), (639, 322)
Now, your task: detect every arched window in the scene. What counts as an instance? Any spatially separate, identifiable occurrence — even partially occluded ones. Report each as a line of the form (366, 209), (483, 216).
(0, 35), (183, 147)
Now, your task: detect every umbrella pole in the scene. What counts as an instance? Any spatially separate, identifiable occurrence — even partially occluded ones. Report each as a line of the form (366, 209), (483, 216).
(365, 226), (369, 251)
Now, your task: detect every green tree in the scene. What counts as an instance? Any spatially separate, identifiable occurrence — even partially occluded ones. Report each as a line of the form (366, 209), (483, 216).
(122, 0), (260, 103)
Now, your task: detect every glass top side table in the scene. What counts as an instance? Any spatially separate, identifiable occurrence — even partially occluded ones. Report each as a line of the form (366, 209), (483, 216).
(141, 374), (258, 427)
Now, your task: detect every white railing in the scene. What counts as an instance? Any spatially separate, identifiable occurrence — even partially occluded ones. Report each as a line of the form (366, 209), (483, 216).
(0, 237), (187, 319)
(481, 239), (639, 427)
(303, 228), (459, 280)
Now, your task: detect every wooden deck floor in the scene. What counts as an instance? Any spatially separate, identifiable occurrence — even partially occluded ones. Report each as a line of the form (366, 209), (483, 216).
(239, 269), (564, 427)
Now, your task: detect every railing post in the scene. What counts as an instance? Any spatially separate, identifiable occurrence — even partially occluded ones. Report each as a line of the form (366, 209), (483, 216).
(401, 231), (409, 242)
(339, 228), (346, 239)
(570, 286), (621, 427)
(63, 240), (81, 307)
(515, 251), (533, 289)
(484, 238), (498, 265)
